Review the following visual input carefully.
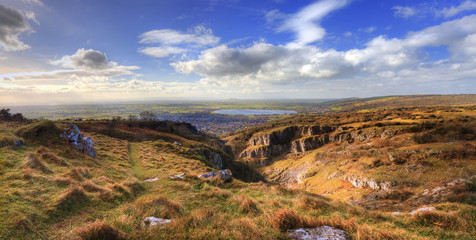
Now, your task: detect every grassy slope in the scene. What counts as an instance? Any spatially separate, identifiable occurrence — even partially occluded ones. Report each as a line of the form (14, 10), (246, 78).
(1, 120), (475, 239)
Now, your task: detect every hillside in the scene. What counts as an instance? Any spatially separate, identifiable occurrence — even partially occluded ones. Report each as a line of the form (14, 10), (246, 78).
(1, 105), (475, 239)
(227, 106), (476, 214)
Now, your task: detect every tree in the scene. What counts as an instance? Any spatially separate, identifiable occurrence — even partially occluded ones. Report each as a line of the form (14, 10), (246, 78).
(127, 114), (138, 121)
(139, 111), (156, 120)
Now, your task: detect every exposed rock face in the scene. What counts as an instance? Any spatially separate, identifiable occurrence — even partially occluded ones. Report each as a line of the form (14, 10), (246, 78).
(196, 148), (224, 169)
(288, 226), (350, 240)
(344, 174), (396, 191)
(198, 169), (232, 182)
(60, 124), (96, 158)
(240, 125), (336, 159)
(240, 126), (403, 160)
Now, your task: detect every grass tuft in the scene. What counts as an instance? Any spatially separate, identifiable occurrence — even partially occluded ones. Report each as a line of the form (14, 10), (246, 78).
(55, 186), (89, 212)
(75, 220), (126, 240)
(23, 153), (52, 174)
(269, 208), (302, 231)
(231, 195), (259, 214)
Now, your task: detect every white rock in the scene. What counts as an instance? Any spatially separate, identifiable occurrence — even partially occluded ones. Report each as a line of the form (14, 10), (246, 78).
(144, 177), (159, 182)
(169, 172), (186, 179)
(142, 217), (173, 229)
(288, 226), (350, 240)
(411, 206), (436, 215)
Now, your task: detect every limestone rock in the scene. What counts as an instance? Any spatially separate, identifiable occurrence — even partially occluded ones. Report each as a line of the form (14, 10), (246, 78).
(142, 217), (173, 229)
(411, 206), (436, 215)
(198, 169), (232, 182)
(169, 172), (186, 179)
(288, 226), (350, 240)
(60, 124), (96, 158)
(344, 174), (396, 191)
(144, 177), (159, 182)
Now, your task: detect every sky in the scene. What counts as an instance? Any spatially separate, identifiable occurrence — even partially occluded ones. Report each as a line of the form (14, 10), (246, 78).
(0, 0), (476, 105)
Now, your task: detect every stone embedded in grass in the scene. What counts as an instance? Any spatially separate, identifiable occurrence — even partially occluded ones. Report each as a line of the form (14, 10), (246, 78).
(169, 172), (186, 179)
(198, 169), (232, 182)
(142, 217), (173, 229)
(411, 206), (436, 215)
(288, 226), (350, 240)
(60, 124), (96, 158)
(144, 177), (159, 182)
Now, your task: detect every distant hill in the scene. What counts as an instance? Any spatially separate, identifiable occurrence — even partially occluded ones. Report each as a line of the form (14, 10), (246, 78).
(324, 94), (476, 111)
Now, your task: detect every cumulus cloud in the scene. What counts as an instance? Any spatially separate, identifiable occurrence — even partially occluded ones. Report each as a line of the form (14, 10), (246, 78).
(51, 48), (111, 70)
(278, 0), (349, 45)
(393, 6), (418, 19)
(171, 14), (476, 92)
(0, 4), (31, 51)
(438, 0), (476, 18)
(139, 25), (220, 58)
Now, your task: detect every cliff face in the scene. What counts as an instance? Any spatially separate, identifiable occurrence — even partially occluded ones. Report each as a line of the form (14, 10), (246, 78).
(240, 125), (337, 159)
(239, 125), (403, 160)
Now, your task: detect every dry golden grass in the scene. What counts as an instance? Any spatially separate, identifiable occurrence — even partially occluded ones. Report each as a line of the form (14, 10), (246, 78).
(75, 220), (125, 240)
(82, 180), (107, 193)
(412, 210), (467, 230)
(134, 195), (182, 219)
(68, 167), (91, 181)
(268, 208), (303, 231)
(231, 195), (259, 215)
(22, 153), (52, 174)
(36, 146), (68, 166)
(55, 186), (89, 212)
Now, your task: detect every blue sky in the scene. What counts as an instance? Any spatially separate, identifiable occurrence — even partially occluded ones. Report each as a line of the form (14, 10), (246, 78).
(0, 0), (475, 105)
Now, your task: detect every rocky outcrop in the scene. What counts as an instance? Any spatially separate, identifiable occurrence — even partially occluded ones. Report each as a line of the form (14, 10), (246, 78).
(288, 226), (350, 240)
(198, 169), (232, 182)
(196, 148), (224, 169)
(241, 126), (403, 160)
(240, 125), (336, 158)
(60, 124), (96, 158)
(344, 174), (396, 191)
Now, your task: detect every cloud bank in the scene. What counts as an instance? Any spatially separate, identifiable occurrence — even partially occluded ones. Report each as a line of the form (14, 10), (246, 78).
(0, 4), (31, 51)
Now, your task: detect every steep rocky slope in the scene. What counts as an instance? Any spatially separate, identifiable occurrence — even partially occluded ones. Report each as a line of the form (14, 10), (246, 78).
(227, 107), (476, 211)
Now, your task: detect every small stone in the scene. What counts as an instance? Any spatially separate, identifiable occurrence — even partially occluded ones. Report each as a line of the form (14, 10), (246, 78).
(411, 206), (436, 215)
(169, 172), (186, 179)
(144, 177), (159, 182)
(142, 217), (173, 229)
(198, 169), (232, 182)
(288, 226), (350, 240)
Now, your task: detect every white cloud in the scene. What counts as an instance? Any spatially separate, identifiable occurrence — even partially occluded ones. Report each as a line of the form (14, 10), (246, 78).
(139, 46), (187, 58)
(393, 6), (418, 19)
(0, 4), (31, 51)
(278, 0), (349, 45)
(21, 0), (43, 6)
(139, 25), (220, 58)
(438, 0), (476, 18)
(171, 14), (476, 95)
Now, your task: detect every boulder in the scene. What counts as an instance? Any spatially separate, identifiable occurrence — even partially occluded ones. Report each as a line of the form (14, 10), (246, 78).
(288, 226), (350, 240)
(198, 169), (232, 182)
(60, 124), (96, 158)
(142, 217), (173, 229)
